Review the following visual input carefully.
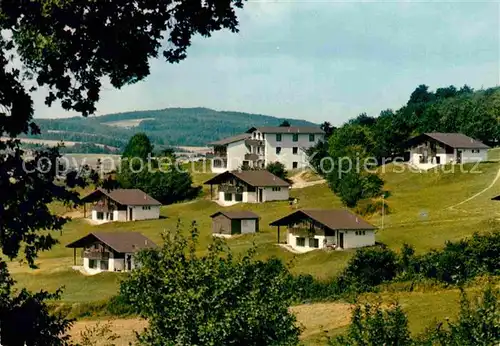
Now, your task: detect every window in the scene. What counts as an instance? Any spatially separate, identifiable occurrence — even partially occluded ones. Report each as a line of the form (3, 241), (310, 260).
(309, 238), (319, 248)
(89, 259), (97, 269)
(355, 231), (366, 236)
(276, 147), (282, 155)
(276, 134), (282, 142)
(292, 162), (298, 169)
(472, 149), (480, 153)
(296, 237), (305, 247)
(272, 187), (281, 192)
(235, 193), (243, 202)
(142, 206), (151, 210)
(309, 134), (315, 142)
(292, 147), (298, 154)
(292, 134), (299, 142)
(224, 193), (232, 201)
(96, 212), (104, 220)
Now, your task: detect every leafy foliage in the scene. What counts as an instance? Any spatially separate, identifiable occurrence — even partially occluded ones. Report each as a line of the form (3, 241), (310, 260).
(79, 321), (120, 346)
(266, 161), (288, 181)
(0, 260), (74, 345)
(117, 134), (201, 204)
(120, 221), (301, 346)
(122, 133), (154, 160)
(329, 302), (412, 346)
(332, 286), (500, 346)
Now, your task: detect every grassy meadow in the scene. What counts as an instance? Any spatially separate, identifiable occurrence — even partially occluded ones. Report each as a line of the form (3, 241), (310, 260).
(6, 153), (500, 344)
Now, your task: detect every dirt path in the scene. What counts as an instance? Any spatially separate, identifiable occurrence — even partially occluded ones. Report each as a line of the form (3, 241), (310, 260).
(69, 302), (352, 345)
(290, 171), (326, 189)
(447, 166), (500, 210)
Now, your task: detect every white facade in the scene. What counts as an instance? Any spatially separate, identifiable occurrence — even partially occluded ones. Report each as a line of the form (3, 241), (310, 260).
(82, 252), (136, 273)
(409, 147), (488, 170)
(264, 132), (322, 170)
(217, 186), (289, 206)
(90, 205), (160, 223)
(286, 228), (375, 253)
(210, 128), (323, 172)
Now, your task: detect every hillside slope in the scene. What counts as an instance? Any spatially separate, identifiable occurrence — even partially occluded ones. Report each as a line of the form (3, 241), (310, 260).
(27, 108), (317, 148)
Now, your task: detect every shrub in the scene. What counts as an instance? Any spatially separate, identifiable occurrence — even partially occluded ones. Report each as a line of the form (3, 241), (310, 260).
(338, 246), (399, 292)
(119, 222), (301, 346)
(329, 302), (412, 346)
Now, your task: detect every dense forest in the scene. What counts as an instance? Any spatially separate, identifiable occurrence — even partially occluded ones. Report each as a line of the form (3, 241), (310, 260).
(26, 107), (316, 149)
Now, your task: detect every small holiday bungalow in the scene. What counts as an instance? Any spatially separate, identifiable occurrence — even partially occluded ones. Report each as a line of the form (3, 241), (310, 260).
(66, 232), (156, 274)
(405, 133), (490, 170)
(270, 209), (376, 253)
(82, 188), (161, 223)
(204, 170), (290, 206)
(210, 210), (260, 237)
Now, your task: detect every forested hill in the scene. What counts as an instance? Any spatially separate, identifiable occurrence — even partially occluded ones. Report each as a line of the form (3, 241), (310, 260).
(26, 108), (317, 148)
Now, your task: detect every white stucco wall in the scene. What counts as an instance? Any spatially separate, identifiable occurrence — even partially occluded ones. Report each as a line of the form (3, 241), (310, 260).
(226, 140), (249, 170)
(343, 230), (376, 248)
(128, 205), (160, 221)
(458, 149), (488, 163)
(114, 210), (127, 221)
(286, 230), (335, 253)
(241, 219), (257, 234)
(262, 187), (289, 202)
(264, 132), (323, 169)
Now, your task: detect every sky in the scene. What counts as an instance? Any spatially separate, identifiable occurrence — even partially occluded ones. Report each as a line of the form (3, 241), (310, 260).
(32, 0), (500, 125)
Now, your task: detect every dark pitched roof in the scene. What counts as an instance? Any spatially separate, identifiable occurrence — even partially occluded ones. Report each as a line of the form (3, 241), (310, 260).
(204, 170), (290, 187)
(66, 232), (157, 253)
(492, 195), (500, 201)
(269, 209), (376, 230)
(407, 133), (490, 149)
(210, 210), (260, 219)
(82, 188), (161, 206)
(208, 133), (251, 146)
(247, 126), (324, 134)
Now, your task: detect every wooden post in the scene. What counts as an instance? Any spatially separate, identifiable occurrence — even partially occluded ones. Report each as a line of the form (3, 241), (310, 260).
(83, 203), (86, 218)
(210, 184), (213, 200)
(277, 225), (280, 244)
(73, 248), (76, 265)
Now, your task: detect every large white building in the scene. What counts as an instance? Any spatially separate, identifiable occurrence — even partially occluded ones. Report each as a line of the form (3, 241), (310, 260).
(270, 209), (377, 253)
(406, 133), (490, 170)
(204, 170), (290, 206)
(82, 188), (161, 223)
(209, 126), (325, 172)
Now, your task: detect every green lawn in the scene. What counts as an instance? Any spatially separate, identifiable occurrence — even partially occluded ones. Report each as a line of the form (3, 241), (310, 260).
(488, 147), (500, 161)
(10, 160), (500, 303)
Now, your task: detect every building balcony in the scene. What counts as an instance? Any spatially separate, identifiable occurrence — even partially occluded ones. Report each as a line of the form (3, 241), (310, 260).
(84, 250), (110, 261)
(219, 184), (244, 193)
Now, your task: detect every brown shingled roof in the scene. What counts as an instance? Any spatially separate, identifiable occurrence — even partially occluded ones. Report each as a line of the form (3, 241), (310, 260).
(82, 188), (161, 206)
(406, 133), (490, 149)
(270, 209), (376, 230)
(204, 170), (290, 187)
(210, 210), (259, 219)
(66, 232), (157, 253)
(247, 126), (324, 134)
(208, 133), (251, 146)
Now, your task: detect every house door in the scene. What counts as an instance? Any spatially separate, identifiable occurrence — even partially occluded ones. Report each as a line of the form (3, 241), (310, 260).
(258, 188), (263, 202)
(126, 254), (132, 271)
(456, 150), (462, 164)
(128, 207), (133, 221)
(339, 233), (344, 249)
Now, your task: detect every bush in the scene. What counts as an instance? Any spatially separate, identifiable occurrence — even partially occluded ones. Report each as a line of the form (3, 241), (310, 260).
(338, 246), (399, 292)
(329, 302), (412, 346)
(120, 222), (301, 346)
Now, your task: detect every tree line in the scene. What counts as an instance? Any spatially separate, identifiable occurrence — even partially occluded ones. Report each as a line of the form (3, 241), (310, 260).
(308, 84), (500, 209)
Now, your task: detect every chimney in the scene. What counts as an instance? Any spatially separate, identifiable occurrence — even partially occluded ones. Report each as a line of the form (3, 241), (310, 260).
(145, 240), (148, 245)
(144, 194), (147, 200)
(355, 217), (359, 223)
